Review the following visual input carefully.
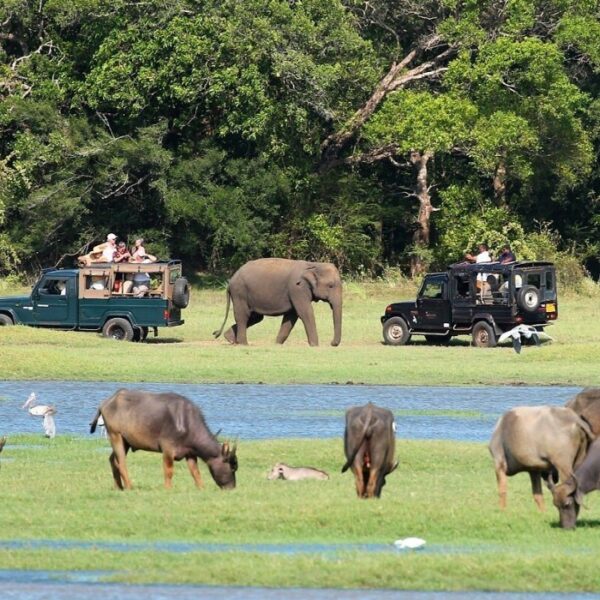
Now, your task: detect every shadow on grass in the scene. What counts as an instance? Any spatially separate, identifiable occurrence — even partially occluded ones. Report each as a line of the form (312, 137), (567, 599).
(549, 519), (600, 529)
(144, 337), (183, 345)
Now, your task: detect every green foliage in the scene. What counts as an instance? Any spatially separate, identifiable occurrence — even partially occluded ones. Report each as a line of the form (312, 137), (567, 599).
(0, 0), (598, 277)
(434, 183), (533, 265)
(364, 90), (477, 154)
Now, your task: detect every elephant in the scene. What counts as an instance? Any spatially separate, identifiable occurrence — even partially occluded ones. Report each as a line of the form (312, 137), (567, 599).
(213, 258), (342, 346)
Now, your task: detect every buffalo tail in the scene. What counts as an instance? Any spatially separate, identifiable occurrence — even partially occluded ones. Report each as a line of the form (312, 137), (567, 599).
(341, 403), (374, 473)
(89, 409), (101, 434)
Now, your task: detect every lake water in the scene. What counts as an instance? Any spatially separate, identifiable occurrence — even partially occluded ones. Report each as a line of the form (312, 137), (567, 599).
(0, 381), (590, 599)
(0, 381), (581, 442)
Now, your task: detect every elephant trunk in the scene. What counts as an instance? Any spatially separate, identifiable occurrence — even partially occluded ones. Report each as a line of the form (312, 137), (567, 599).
(330, 298), (342, 347)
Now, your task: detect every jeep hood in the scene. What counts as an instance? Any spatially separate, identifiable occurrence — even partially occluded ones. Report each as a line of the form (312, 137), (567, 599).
(0, 294), (31, 307)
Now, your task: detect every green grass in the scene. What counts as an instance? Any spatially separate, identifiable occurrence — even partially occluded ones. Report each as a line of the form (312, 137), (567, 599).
(2, 435), (600, 590)
(1, 281), (599, 385)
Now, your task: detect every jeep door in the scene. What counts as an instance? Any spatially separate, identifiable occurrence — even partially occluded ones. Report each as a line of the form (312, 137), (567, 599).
(414, 275), (451, 330)
(32, 275), (77, 326)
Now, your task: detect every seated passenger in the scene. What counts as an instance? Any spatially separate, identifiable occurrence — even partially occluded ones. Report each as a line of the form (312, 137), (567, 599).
(497, 244), (516, 264)
(130, 238), (146, 263)
(89, 276), (106, 290)
(114, 241), (131, 263)
(132, 271), (151, 297)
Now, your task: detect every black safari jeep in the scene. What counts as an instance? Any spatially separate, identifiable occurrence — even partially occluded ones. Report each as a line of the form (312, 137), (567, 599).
(381, 261), (558, 348)
(0, 260), (189, 341)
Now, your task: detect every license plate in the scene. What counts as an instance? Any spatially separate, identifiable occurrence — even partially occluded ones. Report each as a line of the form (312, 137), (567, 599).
(546, 303), (556, 312)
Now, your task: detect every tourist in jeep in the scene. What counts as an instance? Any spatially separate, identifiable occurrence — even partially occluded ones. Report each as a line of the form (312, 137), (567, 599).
(497, 244), (516, 264)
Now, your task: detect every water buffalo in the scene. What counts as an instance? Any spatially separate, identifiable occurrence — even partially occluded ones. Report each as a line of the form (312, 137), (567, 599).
(90, 389), (238, 490)
(341, 402), (398, 498)
(565, 387), (600, 435)
(489, 406), (593, 511)
(549, 438), (600, 529)
(267, 463), (329, 481)
(0, 436), (6, 453)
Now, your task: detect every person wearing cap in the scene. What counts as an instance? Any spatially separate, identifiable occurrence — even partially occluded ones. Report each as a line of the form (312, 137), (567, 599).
(101, 233), (117, 262)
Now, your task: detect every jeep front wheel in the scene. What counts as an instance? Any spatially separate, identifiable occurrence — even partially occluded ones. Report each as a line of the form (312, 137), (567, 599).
(102, 318), (134, 342)
(472, 321), (497, 348)
(0, 314), (14, 326)
(383, 317), (411, 346)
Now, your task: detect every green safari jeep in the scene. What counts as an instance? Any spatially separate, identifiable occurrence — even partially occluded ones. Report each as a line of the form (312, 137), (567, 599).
(0, 260), (189, 341)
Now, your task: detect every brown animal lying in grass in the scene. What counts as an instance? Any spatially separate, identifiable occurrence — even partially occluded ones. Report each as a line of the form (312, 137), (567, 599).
(267, 462), (329, 481)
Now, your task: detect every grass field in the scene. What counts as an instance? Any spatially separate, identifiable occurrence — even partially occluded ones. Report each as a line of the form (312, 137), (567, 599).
(2, 435), (600, 591)
(2, 280), (600, 591)
(1, 281), (600, 386)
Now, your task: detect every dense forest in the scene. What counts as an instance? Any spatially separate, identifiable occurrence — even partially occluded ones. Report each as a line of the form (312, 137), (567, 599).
(1, 0), (599, 279)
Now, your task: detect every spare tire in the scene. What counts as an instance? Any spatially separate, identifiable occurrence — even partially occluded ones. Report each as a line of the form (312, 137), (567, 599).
(172, 277), (190, 309)
(517, 285), (541, 313)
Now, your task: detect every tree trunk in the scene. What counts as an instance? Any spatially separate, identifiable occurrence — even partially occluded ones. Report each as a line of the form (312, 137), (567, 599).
(319, 43), (454, 168)
(493, 160), (508, 208)
(410, 150), (435, 277)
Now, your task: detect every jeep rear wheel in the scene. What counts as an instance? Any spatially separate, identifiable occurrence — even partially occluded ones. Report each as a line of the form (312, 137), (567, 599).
(472, 321), (497, 348)
(517, 285), (541, 313)
(383, 317), (411, 346)
(0, 314), (14, 326)
(172, 277), (190, 309)
(102, 318), (134, 342)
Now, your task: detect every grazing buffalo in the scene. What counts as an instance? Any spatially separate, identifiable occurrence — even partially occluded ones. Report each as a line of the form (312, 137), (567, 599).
(489, 406), (593, 511)
(0, 436), (6, 453)
(267, 463), (329, 481)
(565, 387), (600, 435)
(549, 438), (600, 529)
(90, 389), (238, 490)
(341, 402), (398, 498)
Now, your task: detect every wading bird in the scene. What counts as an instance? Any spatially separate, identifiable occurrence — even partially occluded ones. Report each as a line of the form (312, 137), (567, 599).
(22, 393), (57, 438)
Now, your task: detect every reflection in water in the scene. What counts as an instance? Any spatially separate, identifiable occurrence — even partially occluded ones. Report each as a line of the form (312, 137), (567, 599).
(0, 381), (580, 442)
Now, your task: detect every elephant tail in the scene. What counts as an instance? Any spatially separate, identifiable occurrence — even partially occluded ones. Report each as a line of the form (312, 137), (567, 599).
(213, 288), (231, 339)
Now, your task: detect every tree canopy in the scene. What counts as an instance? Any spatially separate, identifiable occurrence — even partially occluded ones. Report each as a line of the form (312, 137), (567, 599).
(1, 0), (599, 278)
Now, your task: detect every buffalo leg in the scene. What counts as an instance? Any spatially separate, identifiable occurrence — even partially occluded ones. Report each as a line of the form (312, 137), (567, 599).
(163, 453), (175, 489)
(352, 464), (366, 498)
(530, 472), (545, 511)
(186, 457), (203, 489)
(276, 311), (298, 344)
(366, 467), (380, 498)
(109, 452), (124, 490)
(109, 433), (133, 490)
(495, 466), (507, 509)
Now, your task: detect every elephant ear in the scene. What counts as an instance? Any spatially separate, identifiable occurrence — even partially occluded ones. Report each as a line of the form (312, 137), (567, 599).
(300, 267), (318, 291)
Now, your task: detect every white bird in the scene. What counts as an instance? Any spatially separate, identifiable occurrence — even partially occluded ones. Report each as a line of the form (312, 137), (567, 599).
(22, 393), (57, 438)
(21, 392), (37, 410)
(498, 325), (553, 354)
(96, 414), (107, 438)
(394, 537), (426, 550)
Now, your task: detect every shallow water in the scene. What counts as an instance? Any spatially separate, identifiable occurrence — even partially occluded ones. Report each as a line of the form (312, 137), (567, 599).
(0, 381), (580, 442)
(0, 574), (598, 600)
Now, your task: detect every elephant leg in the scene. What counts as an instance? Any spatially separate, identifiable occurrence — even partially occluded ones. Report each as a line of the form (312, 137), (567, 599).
(276, 310), (298, 344)
(294, 303), (319, 346)
(223, 325), (237, 344)
(231, 301), (251, 345)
